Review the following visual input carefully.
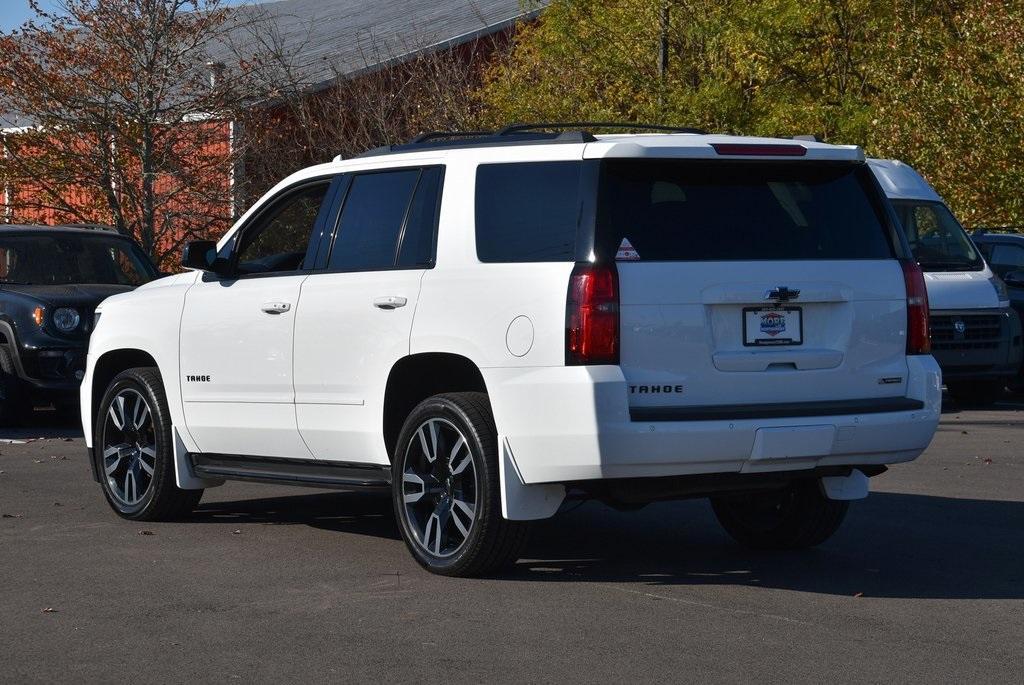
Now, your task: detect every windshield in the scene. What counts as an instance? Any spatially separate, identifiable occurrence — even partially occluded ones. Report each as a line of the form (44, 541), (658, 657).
(595, 161), (895, 261)
(890, 200), (983, 271)
(0, 233), (158, 286)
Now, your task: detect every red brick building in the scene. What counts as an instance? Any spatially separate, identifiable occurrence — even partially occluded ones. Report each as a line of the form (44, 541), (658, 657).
(1, 0), (538, 264)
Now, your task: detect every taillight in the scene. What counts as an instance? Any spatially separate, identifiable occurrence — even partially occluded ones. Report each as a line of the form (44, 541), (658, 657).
(566, 262), (619, 365)
(901, 259), (931, 355)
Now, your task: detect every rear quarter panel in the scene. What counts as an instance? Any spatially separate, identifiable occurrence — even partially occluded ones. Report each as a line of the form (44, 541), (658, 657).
(411, 154), (578, 371)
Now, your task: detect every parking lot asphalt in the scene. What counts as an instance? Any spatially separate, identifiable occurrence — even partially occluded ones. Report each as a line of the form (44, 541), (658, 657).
(1, 398), (1022, 684)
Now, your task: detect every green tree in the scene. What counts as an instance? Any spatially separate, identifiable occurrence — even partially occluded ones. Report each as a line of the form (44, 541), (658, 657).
(479, 0), (1024, 226)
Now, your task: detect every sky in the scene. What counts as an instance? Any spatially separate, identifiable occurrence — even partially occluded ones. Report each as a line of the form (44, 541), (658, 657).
(0, 0), (258, 32)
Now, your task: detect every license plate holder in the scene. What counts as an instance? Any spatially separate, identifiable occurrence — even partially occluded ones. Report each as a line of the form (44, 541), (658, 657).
(743, 307), (803, 346)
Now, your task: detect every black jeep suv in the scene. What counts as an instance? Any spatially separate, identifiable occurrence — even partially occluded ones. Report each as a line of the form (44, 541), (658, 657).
(0, 225), (158, 424)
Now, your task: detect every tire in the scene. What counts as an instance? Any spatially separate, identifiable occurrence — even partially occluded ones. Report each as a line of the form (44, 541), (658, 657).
(947, 380), (1003, 407)
(94, 367), (202, 520)
(711, 479), (849, 550)
(0, 346), (30, 426)
(392, 392), (529, 577)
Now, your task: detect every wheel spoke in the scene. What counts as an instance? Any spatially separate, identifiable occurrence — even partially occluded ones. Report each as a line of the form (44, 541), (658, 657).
(138, 453), (155, 476)
(402, 471), (425, 504)
(448, 436), (468, 473)
(416, 425), (434, 463)
(422, 511), (442, 555)
(108, 395), (127, 430)
(103, 445), (126, 475)
(132, 396), (149, 431)
(123, 468), (136, 504)
(140, 445), (156, 458)
(450, 497), (474, 539)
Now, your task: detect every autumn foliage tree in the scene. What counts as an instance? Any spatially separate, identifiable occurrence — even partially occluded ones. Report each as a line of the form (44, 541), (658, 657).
(0, 0), (254, 266)
(478, 0), (1024, 227)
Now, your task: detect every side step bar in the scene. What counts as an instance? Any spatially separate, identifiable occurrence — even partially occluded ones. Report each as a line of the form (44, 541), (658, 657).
(190, 453), (392, 491)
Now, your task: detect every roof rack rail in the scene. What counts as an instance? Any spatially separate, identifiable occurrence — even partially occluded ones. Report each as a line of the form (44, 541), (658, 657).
(352, 122), (707, 158)
(410, 130), (495, 144)
(496, 122), (707, 135)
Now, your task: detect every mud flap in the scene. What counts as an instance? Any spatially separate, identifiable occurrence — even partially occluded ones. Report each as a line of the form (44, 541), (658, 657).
(499, 436), (565, 520)
(820, 469), (869, 500)
(173, 426), (224, 490)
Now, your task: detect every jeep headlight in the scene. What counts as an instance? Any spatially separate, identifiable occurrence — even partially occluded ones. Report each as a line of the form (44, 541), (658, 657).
(989, 276), (1010, 306)
(52, 307), (81, 332)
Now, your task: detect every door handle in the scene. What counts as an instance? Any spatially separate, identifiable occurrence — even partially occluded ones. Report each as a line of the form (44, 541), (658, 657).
(261, 301), (291, 314)
(373, 296), (408, 310)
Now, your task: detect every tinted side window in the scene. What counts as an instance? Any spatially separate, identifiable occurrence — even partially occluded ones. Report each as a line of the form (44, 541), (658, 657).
(397, 167), (443, 268)
(989, 244), (1024, 276)
(235, 183), (329, 275)
(475, 162), (582, 262)
(328, 169), (420, 271)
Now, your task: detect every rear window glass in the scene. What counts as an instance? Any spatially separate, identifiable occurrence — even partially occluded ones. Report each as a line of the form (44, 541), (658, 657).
(596, 161), (894, 262)
(475, 162), (582, 262)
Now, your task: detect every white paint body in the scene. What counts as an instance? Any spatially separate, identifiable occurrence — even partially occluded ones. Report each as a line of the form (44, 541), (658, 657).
(83, 135), (942, 520)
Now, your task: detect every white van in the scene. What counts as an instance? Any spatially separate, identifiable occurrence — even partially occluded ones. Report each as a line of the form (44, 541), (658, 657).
(869, 159), (1022, 405)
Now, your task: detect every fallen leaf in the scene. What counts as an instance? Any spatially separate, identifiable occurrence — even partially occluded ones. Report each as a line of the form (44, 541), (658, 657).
(41, 607), (57, 613)
(138, 530), (155, 536)
(983, 458), (993, 465)
(2, 513), (22, 518)
(232, 529), (241, 535)
(32, 459), (43, 464)
(853, 592), (864, 598)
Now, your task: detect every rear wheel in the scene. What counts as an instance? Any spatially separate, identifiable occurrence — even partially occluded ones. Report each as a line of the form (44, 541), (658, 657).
(95, 367), (202, 520)
(947, 380), (1003, 407)
(392, 392), (529, 577)
(711, 480), (849, 549)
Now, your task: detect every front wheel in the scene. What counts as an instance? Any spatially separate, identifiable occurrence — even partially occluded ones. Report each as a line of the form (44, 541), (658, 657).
(94, 367), (202, 520)
(711, 480), (849, 550)
(392, 392), (529, 577)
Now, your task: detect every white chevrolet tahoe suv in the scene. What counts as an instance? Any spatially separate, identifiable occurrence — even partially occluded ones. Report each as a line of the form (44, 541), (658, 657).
(82, 124), (942, 576)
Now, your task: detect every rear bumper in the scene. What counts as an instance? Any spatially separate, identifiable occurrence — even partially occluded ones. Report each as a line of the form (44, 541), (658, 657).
(484, 356), (942, 485)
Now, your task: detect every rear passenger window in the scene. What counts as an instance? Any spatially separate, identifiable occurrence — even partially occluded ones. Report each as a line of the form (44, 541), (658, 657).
(328, 169), (420, 271)
(475, 162), (582, 262)
(397, 167), (443, 268)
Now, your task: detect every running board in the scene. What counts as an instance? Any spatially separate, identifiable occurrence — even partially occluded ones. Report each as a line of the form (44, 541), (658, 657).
(189, 453), (392, 491)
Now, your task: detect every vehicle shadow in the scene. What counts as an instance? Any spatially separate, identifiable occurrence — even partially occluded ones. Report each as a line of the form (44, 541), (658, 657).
(507, 491), (1024, 599)
(193, 490), (401, 541)
(192, 488), (1023, 599)
(0, 407), (83, 441)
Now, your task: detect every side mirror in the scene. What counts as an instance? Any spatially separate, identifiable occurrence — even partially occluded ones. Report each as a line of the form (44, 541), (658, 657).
(181, 240), (226, 274)
(1003, 270), (1024, 289)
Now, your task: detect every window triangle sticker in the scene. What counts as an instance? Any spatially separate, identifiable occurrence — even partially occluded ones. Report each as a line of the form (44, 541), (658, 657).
(616, 237), (640, 261)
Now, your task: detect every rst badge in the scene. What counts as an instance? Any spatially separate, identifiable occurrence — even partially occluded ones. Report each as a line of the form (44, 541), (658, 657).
(743, 307), (803, 346)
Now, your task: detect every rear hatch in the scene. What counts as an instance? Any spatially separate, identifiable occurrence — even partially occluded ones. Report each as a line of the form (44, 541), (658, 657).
(594, 157), (912, 413)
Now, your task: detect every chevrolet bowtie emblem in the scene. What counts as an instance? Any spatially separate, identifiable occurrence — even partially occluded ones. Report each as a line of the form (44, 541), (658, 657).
(764, 286), (801, 302)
